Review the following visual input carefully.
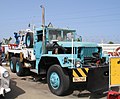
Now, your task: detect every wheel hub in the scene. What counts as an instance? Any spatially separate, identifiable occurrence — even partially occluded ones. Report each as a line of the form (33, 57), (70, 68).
(16, 62), (19, 72)
(50, 72), (60, 89)
(27, 36), (30, 46)
(10, 61), (13, 70)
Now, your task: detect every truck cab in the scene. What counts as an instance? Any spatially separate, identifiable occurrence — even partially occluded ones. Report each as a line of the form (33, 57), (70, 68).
(33, 27), (108, 69)
(31, 27), (109, 95)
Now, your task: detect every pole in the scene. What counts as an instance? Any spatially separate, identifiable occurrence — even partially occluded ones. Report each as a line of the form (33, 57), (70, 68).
(40, 5), (46, 53)
(40, 5), (45, 40)
(72, 38), (74, 68)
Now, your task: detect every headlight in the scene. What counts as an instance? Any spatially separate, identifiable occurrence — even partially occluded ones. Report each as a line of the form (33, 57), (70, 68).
(75, 61), (81, 67)
(3, 71), (10, 78)
(64, 57), (68, 63)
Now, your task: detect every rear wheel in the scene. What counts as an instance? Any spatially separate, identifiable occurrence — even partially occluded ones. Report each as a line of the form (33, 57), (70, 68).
(47, 65), (70, 96)
(16, 58), (25, 76)
(10, 57), (16, 73)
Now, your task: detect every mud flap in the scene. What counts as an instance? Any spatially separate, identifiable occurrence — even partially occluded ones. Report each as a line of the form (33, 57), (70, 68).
(87, 66), (109, 93)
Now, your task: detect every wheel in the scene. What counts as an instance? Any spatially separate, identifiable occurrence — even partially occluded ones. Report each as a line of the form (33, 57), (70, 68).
(24, 68), (31, 76)
(10, 57), (17, 73)
(47, 65), (70, 96)
(16, 58), (25, 76)
(25, 32), (33, 48)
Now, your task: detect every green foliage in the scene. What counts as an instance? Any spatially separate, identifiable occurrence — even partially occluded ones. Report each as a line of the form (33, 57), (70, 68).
(108, 41), (114, 44)
(2, 37), (12, 45)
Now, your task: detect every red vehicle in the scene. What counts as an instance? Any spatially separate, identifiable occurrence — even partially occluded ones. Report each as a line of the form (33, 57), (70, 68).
(107, 91), (120, 99)
(0, 42), (2, 65)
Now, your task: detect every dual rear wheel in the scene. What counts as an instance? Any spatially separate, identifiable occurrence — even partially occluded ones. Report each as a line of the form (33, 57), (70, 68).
(10, 58), (72, 95)
(10, 57), (30, 76)
(10, 57), (16, 73)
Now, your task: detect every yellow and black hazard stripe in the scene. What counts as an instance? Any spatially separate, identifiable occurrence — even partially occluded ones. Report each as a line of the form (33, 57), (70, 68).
(73, 68), (89, 77)
(72, 68), (89, 82)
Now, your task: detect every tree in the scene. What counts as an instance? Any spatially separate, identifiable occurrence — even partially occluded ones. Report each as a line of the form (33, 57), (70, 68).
(108, 41), (114, 44)
(2, 37), (12, 45)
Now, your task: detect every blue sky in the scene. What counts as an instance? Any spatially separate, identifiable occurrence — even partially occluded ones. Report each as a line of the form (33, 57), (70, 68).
(0, 0), (120, 43)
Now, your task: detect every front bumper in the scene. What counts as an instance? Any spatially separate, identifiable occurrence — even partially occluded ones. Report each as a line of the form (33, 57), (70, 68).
(87, 66), (109, 93)
(72, 66), (109, 93)
(73, 68), (88, 82)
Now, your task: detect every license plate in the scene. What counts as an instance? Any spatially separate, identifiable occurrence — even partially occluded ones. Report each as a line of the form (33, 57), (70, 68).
(73, 77), (86, 82)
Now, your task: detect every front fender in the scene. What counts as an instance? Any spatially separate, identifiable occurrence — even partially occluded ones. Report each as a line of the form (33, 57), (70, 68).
(42, 54), (73, 68)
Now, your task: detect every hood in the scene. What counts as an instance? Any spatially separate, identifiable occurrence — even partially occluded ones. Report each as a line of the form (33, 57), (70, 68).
(57, 41), (100, 48)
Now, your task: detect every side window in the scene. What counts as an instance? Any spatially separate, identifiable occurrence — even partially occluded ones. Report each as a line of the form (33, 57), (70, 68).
(49, 30), (61, 41)
(49, 30), (57, 41)
(37, 30), (43, 42)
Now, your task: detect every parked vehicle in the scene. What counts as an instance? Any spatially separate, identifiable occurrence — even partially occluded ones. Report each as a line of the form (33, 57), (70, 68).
(0, 66), (11, 96)
(0, 42), (2, 65)
(7, 6), (109, 96)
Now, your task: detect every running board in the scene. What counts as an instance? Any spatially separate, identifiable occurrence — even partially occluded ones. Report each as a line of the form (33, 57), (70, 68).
(30, 69), (38, 73)
(30, 69), (46, 74)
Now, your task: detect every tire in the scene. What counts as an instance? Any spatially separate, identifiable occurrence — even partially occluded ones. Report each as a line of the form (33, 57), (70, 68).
(24, 68), (31, 76)
(25, 32), (33, 48)
(16, 58), (25, 76)
(10, 57), (17, 73)
(47, 65), (70, 96)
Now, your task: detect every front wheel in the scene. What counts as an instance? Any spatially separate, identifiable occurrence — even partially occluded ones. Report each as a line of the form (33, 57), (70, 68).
(47, 65), (70, 96)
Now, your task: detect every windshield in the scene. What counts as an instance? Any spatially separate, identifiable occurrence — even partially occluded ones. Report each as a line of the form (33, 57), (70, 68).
(48, 29), (75, 41)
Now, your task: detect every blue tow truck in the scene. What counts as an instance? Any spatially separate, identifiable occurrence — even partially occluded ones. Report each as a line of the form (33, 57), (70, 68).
(7, 6), (109, 96)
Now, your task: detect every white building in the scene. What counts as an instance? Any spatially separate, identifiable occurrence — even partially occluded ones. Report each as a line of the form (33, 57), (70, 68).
(99, 44), (120, 56)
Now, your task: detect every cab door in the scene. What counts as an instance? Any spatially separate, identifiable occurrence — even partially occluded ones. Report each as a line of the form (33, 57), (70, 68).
(34, 30), (43, 71)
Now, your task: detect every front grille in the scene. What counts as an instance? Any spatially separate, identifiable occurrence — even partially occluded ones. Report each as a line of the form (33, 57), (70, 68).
(82, 47), (98, 57)
(78, 47), (99, 57)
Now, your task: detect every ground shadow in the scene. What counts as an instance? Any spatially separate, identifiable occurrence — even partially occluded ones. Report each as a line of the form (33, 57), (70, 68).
(89, 93), (107, 99)
(110, 86), (120, 92)
(72, 90), (107, 99)
(0, 80), (25, 99)
(29, 72), (47, 84)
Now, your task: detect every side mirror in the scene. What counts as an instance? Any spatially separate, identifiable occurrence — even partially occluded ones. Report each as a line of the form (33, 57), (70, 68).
(77, 36), (82, 42)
